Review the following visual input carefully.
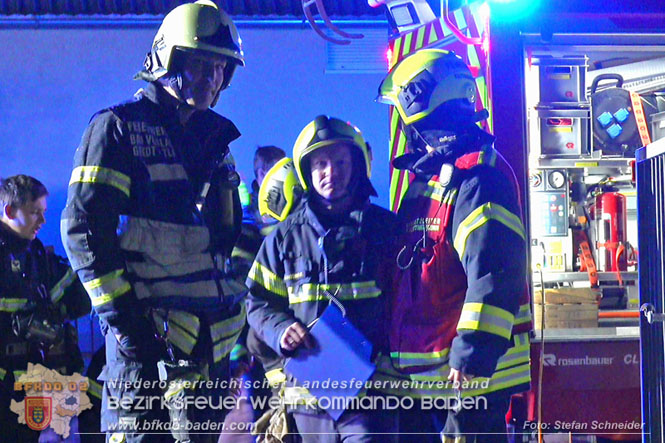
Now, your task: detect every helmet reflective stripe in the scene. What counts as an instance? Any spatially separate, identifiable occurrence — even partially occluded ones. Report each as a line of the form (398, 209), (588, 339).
(258, 158), (303, 222)
(377, 49), (476, 125)
(292, 115), (372, 190)
(145, 0), (244, 90)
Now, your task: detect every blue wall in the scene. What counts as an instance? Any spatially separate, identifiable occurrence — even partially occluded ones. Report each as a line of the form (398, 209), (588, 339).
(0, 23), (392, 256)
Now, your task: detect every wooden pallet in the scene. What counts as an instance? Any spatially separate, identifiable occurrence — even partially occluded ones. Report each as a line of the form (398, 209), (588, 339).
(533, 288), (600, 328)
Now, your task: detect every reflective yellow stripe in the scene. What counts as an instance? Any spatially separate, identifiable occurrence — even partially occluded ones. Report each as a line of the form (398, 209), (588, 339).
(289, 281), (381, 304)
(424, 180), (445, 202)
(514, 303), (532, 325)
(168, 322), (197, 355)
(212, 305), (246, 363)
(168, 311), (200, 338)
(423, 183), (458, 205)
(457, 302), (514, 340)
(514, 331), (529, 348)
(211, 304), (246, 343)
(390, 348), (450, 368)
(453, 202), (525, 259)
(0, 298), (28, 312)
(390, 330), (529, 371)
(398, 340), (529, 381)
(69, 166), (131, 197)
(374, 360), (530, 398)
(13, 370), (26, 380)
(496, 333), (530, 370)
(153, 310), (197, 355)
(373, 359), (458, 396)
(88, 379), (103, 399)
(83, 269), (132, 307)
(444, 188), (458, 206)
(387, 332), (530, 383)
(213, 333), (241, 363)
(464, 363), (530, 397)
(0, 367), (6, 380)
(248, 261), (287, 297)
(394, 364), (452, 382)
(50, 269), (77, 304)
(265, 368), (286, 387)
(231, 248), (255, 261)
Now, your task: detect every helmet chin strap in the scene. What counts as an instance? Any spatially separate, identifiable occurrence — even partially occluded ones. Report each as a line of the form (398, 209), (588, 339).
(165, 73), (224, 111)
(160, 74), (193, 110)
(167, 73), (184, 99)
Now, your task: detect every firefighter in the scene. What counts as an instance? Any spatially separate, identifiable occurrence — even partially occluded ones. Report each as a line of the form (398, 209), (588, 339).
(376, 49), (532, 442)
(249, 157), (304, 382)
(245, 158), (305, 443)
(60, 1), (247, 441)
(222, 148), (287, 442)
(249, 146), (287, 225)
(0, 175), (91, 442)
(246, 116), (400, 442)
(231, 146), (287, 284)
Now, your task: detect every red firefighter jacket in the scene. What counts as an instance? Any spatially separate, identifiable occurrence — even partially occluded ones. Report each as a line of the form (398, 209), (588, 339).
(377, 144), (532, 399)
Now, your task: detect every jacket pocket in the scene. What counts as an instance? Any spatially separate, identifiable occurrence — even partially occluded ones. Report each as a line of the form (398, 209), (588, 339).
(283, 258), (313, 297)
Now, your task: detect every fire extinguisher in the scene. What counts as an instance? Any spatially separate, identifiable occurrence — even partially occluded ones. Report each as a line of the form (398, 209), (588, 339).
(595, 191), (628, 274)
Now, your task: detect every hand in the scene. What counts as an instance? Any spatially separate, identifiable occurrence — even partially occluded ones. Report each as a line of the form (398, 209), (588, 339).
(447, 368), (474, 389)
(280, 322), (315, 352)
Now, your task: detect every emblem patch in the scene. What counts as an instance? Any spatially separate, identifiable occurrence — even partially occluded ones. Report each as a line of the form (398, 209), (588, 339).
(25, 397), (52, 431)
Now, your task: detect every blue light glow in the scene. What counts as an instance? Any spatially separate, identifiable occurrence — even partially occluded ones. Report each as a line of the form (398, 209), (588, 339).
(488, 0), (538, 21)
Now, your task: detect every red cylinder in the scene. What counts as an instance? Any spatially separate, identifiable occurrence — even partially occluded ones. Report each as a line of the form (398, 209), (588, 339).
(595, 192), (627, 272)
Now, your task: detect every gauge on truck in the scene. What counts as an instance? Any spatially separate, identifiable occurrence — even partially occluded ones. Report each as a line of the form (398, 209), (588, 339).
(547, 170), (566, 190)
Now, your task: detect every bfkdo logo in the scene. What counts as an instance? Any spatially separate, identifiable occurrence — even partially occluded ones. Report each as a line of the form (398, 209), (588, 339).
(25, 397), (52, 431)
